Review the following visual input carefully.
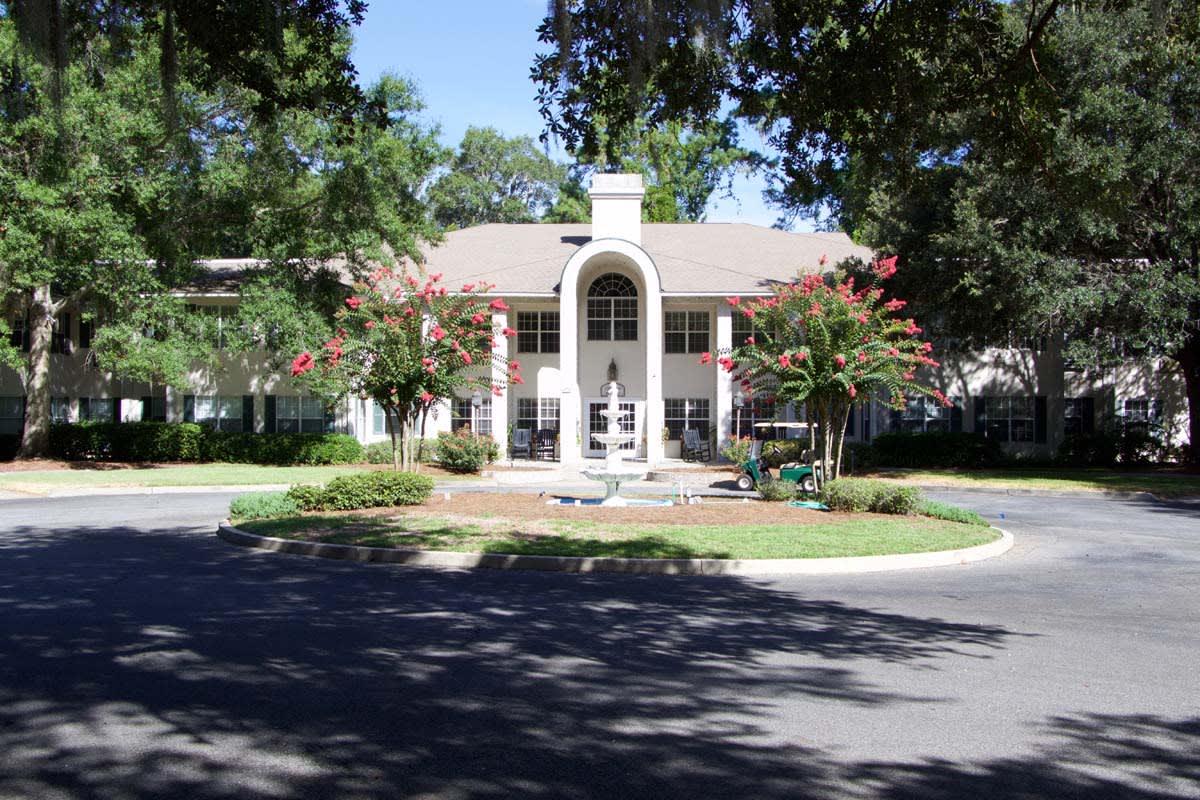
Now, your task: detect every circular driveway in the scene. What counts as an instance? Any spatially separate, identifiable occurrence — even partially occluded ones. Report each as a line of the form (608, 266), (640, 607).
(0, 489), (1197, 799)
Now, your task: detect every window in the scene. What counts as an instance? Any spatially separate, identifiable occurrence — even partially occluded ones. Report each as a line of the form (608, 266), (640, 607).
(665, 311), (709, 354)
(587, 273), (638, 341)
(51, 313), (72, 354)
(516, 311), (560, 354)
(1122, 398), (1161, 433)
(895, 395), (959, 433)
(373, 402), (397, 436)
(188, 304), (234, 349)
(981, 396), (1034, 443)
(739, 394), (777, 439)
(451, 396), (492, 436)
(52, 396), (71, 423)
(665, 398), (710, 440)
(9, 314), (29, 352)
(1064, 397), (1093, 436)
(79, 318), (93, 349)
(0, 396), (23, 435)
(516, 397), (560, 433)
(79, 397), (116, 423)
(276, 396), (325, 433)
(194, 395), (242, 432)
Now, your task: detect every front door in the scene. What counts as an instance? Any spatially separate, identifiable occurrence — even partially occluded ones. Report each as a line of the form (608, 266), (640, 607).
(585, 398), (641, 458)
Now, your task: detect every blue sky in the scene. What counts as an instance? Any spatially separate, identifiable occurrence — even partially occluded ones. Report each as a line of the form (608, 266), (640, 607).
(350, 1), (786, 228)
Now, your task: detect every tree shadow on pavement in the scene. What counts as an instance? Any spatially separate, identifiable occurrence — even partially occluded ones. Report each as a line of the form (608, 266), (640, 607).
(6, 519), (1188, 799)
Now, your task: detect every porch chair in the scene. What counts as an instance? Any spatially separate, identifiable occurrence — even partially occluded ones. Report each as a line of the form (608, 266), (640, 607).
(535, 428), (558, 460)
(681, 427), (713, 462)
(510, 428), (532, 459)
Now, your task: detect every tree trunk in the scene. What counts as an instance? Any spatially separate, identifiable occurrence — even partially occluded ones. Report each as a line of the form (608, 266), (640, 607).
(17, 285), (55, 460)
(387, 406), (400, 471)
(832, 402), (850, 481)
(1175, 334), (1200, 463)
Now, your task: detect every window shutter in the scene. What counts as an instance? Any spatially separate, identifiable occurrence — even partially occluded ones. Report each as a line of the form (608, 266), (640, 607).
(1034, 396), (1047, 444)
(242, 395), (255, 433)
(112, 397), (121, 423)
(264, 395), (277, 434)
(844, 406), (857, 437)
(141, 396), (152, 422)
(950, 403), (963, 433)
(183, 395), (195, 423)
(79, 397), (91, 420)
(888, 408), (901, 432)
(1081, 397), (1095, 434)
(862, 404), (871, 440)
(323, 407), (335, 434)
(973, 396), (986, 435)
(79, 319), (92, 349)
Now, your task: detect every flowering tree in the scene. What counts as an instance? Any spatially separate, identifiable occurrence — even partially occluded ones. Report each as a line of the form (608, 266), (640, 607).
(702, 256), (946, 490)
(291, 266), (521, 471)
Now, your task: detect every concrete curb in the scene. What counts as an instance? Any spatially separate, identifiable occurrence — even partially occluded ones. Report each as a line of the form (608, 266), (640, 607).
(216, 522), (1013, 576)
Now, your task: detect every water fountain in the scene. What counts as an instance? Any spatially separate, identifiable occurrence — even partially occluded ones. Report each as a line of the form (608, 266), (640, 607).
(549, 379), (671, 507)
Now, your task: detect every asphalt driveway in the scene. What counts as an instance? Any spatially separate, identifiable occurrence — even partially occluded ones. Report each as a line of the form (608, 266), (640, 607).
(0, 489), (1197, 799)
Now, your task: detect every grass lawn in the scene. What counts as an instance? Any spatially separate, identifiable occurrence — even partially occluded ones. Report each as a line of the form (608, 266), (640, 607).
(237, 511), (999, 560)
(860, 467), (1200, 497)
(0, 463), (382, 491)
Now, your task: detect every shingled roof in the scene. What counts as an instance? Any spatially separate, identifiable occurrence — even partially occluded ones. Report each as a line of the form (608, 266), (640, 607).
(419, 223), (875, 296)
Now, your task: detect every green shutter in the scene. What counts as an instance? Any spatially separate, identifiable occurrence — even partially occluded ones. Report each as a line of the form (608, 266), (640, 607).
(950, 403), (963, 433)
(183, 395), (195, 423)
(264, 395), (277, 434)
(141, 396), (152, 421)
(323, 407), (335, 434)
(1034, 396), (1047, 444)
(242, 395), (255, 433)
(973, 396), (986, 435)
(1081, 397), (1095, 434)
(112, 396), (121, 423)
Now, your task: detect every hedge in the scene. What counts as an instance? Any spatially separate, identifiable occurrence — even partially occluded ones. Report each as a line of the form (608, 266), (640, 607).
(868, 432), (1005, 469)
(286, 471), (434, 511)
(0, 434), (20, 461)
(818, 478), (923, 515)
(46, 422), (363, 465)
(230, 491), (301, 521)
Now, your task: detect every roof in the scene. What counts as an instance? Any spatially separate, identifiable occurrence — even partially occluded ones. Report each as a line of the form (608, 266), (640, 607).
(419, 223), (875, 295)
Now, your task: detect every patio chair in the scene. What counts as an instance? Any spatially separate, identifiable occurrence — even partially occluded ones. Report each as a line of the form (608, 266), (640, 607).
(511, 428), (532, 459)
(681, 427), (712, 462)
(535, 428), (558, 460)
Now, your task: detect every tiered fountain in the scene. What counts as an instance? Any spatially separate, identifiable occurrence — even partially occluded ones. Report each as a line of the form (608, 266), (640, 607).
(580, 380), (650, 506)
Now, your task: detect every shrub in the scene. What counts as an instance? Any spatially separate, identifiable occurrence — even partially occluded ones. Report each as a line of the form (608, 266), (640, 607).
(819, 478), (924, 515)
(757, 476), (798, 501)
(203, 431), (364, 465)
(285, 484), (326, 512)
(229, 491), (300, 521)
(917, 500), (989, 527)
(434, 429), (495, 473)
(318, 471), (434, 510)
(0, 434), (18, 461)
(365, 441), (394, 464)
(842, 441), (877, 473)
(49, 422), (206, 462)
(869, 432), (1005, 469)
(719, 435), (752, 465)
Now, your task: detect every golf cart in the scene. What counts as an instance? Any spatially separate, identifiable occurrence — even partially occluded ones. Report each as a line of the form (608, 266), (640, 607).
(734, 422), (822, 493)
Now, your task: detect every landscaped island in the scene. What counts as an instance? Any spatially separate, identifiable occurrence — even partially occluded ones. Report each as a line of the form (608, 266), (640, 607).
(231, 492), (999, 561)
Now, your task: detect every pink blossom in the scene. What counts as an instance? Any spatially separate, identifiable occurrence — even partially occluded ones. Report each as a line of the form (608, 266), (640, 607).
(462, 283), (475, 292)
(795, 351), (808, 361)
(420, 391), (434, 404)
(743, 307), (756, 319)
(808, 302), (822, 317)
(422, 357), (434, 366)
(835, 354), (847, 369)
(502, 327), (517, 337)
(857, 351), (867, 363)
(848, 384), (857, 399)
(884, 298), (907, 311)
(429, 272), (443, 282)
(727, 296), (741, 306)
(290, 351), (315, 377)
(698, 352), (712, 365)
(364, 320), (376, 329)
(872, 255), (899, 280)
(509, 359), (521, 370)
(345, 296), (361, 309)
(489, 298), (510, 312)
(745, 336), (755, 345)
(431, 325), (446, 341)
(460, 351), (473, 365)
(471, 312), (486, 325)
(779, 354), (792, 368)
(718, 356), (735, 372)
(903, 372), (914, 380)
(511, 374), (525, 384)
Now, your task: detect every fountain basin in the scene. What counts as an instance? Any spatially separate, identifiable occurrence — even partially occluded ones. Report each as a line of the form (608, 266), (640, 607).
(547, 497), (673, 507)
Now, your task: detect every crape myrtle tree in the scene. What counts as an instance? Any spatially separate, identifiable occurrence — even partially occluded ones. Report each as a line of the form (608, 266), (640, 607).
(702, 256), (945, 490)
(290, 266), (523, 472)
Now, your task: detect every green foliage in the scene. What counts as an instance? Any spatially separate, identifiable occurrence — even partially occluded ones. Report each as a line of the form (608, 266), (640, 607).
(284, 484), (327, 512)
(870, 432), (1006, 469)
(0, 435), (21, 461)
(434, 429), (497, 473)
(48, 422), (207, 462)
(719, 435), (752, 465)
(756, 476), (798, 502)
(763, 439), (810, 469)
(429, 127), (566, 229)
(46, 423), (361, 465)
(229, 492), (301, 521)
(917, 500), (990, 528)
(304, 471), (435, 511)
(202, 432), (363, 465)
(364, 441), (396, 465)
(819, 478), (923, 515)
(842, 441), (878, 473)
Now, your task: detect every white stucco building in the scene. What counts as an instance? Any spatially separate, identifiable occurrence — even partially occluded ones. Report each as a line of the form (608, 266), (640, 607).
(2, 173), (1188, 462)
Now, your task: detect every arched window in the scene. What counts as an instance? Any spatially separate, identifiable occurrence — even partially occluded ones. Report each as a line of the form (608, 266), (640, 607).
(587, 273), (638, 341)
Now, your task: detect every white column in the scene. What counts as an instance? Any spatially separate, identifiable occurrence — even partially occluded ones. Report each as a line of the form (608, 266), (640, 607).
(559, 282), (581, 466)
(491, 312), (509, 450)
(645, 289), (664, 467)
(716, 304), (734, 449)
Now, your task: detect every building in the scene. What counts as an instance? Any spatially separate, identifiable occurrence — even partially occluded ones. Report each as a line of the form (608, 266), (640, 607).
(2, 173), (1188, 462)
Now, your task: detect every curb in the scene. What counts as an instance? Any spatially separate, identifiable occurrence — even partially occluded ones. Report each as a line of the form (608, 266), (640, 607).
(216, 522), (1014, 576)
(914, 484), (1163, 501)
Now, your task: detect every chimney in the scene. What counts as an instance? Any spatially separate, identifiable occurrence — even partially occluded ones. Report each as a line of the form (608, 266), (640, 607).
(589, 173), (645, 245)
